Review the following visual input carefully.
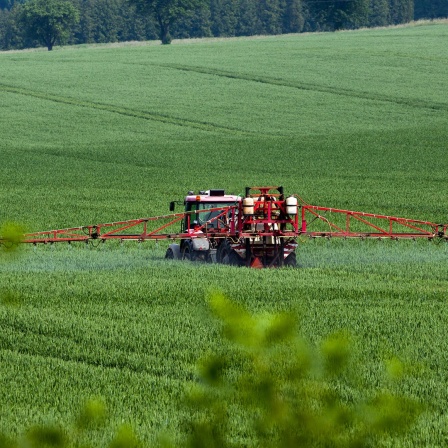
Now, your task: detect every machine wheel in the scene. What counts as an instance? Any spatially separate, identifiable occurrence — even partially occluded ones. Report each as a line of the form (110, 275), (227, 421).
(218, 241), (242, 266)
(165, 248), (175, 259)
(283, 252), (297, 267)
(182, 242), (196, 261)
(228, 250), (243, 266)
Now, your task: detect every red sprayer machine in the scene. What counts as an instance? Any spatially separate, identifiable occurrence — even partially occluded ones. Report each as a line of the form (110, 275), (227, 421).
(2, 186), (446, 268)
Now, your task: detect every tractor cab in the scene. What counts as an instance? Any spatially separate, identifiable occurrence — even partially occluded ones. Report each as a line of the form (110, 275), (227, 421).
(179, 189), (240, 231)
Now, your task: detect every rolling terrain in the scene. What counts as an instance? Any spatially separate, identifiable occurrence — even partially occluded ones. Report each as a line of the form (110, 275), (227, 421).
(1, 22), (448, 445)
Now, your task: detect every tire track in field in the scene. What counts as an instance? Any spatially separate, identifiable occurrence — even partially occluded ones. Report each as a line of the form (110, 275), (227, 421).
(0, 325), (187, 377)
(159, 63), (448, 113)
(0, 83), (254, 135)
(0, 346), (183, 378)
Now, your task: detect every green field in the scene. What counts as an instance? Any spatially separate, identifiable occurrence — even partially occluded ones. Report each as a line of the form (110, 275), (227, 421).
(1, 22), (448, 445)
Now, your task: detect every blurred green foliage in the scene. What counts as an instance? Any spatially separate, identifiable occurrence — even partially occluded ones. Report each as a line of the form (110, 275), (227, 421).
(0, 288), (21, 307)
(183, 291), (422, 447)
(0, 221), (24, 308)
(0, 222), (25, 254)
(0, 398), (141, 448)
(75, 398), (107, 431)
(108, 425), (141, 448)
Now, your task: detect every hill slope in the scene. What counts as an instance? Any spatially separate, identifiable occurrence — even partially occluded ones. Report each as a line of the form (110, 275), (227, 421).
(0, 23), (447, 445)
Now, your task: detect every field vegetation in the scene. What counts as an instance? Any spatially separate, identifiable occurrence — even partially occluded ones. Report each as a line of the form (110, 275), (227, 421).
(1, 22), (448, 445)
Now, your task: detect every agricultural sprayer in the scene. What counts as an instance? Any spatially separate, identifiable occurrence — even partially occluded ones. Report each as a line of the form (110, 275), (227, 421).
(1, 186), (446, 268)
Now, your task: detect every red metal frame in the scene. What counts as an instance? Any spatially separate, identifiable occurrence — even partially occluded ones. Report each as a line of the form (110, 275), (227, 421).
(1, 191), (446, 246)
(300, 205), (447, 240)
(19, 207), (237, 244)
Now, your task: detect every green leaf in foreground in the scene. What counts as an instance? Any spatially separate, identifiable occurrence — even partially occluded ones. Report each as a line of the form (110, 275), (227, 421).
(26, 425), (67, 448)
(76, 397), (107, 430)
(108, 424), (141, 448)
(185, 291), (423, 447)
(0, 222), (25, 255)
(0, 288), (21, 307)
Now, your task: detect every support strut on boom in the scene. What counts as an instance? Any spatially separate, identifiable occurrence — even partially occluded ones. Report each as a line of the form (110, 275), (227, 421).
(1, 186), (446, 268)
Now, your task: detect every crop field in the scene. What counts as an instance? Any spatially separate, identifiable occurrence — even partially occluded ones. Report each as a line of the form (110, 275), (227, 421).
(1, 21), (448, 445)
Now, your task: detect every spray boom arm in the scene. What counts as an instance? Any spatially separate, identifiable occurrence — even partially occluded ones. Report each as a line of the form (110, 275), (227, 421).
(300, 204), (447, 240)
(1, 190), (447, 246)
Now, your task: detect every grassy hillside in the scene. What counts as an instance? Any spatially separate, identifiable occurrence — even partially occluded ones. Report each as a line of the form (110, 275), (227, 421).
(1, 22), (448, 445)
(1, 22), (447, 227)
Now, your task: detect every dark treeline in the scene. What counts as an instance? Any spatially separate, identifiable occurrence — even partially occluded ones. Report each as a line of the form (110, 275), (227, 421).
(0, 0), (446, 51)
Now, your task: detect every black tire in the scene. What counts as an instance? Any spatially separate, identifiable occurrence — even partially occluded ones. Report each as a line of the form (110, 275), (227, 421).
(283, 252), (297, 267)
(216, 241), (226, 263)
(218, 241), (243, 266)
(182, 242), (196, 261)
(228, 250), (243, 266)
(165, 248), (174, 259)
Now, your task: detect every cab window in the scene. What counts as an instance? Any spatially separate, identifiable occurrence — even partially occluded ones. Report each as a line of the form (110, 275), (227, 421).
(184, 202), (234, 229)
